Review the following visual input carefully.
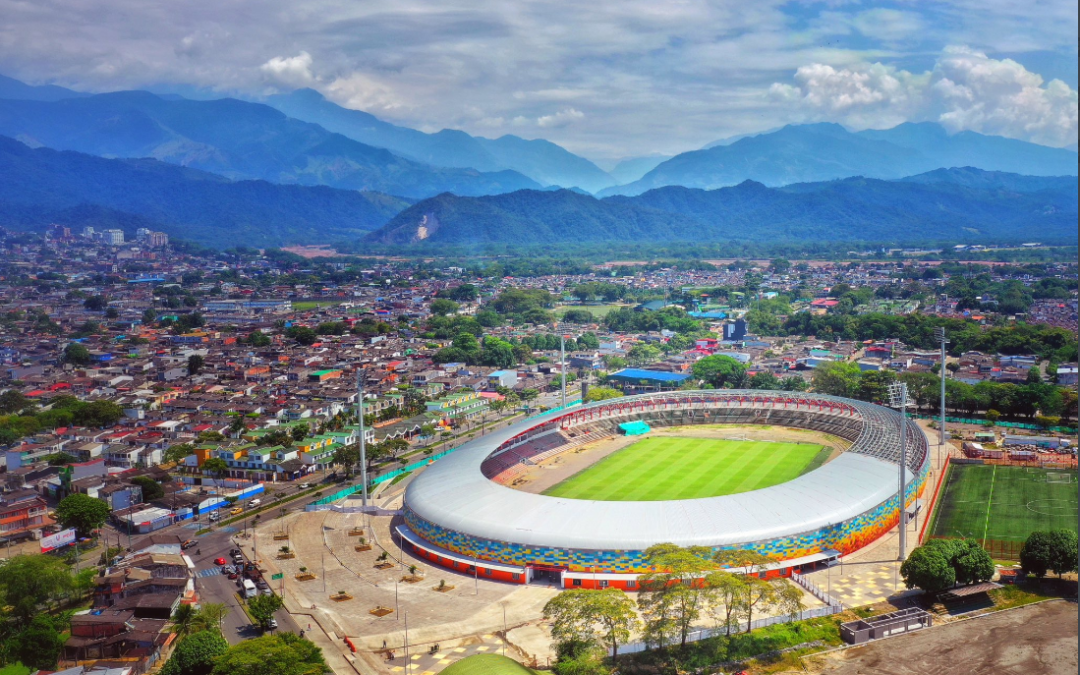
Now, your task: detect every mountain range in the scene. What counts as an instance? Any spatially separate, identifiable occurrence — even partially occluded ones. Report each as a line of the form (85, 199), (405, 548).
(265, 89), (617, 193)
(0, 135), (408, 247)
(599, 122), (1078, 196)
(368, 168), (1078, 246)
(0, 91), (541, 200)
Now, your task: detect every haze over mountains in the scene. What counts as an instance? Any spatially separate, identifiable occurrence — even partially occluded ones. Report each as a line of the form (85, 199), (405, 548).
(0, 135), (408, 247)
(0, 73), (1077, 248)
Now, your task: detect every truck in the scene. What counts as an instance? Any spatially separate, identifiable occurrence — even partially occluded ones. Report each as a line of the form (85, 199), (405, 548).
(242, 578), (257, 599)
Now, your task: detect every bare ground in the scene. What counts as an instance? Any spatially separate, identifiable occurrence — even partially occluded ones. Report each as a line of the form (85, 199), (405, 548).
(809, 600), (1078, 675)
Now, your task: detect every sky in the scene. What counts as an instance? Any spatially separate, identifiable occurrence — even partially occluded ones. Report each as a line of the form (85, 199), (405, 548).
(0, 0), (1076, 162)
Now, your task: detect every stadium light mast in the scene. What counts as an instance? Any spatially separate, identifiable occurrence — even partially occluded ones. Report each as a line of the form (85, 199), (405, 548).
(887, 381), (910, 561)
(560, 333), (567, 410)
(934, 327), (948, 458)
(356, 367), (368, 508)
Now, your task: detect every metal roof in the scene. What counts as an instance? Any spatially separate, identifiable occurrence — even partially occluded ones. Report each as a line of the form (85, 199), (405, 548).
(405, 390), (928, 551)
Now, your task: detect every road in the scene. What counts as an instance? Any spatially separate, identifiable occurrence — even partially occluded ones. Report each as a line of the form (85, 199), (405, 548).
(186, 525), (302, 645)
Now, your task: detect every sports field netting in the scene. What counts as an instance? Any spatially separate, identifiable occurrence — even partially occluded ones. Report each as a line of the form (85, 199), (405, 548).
(928, 464), (1079, 544)
(542, 437), (829, 501)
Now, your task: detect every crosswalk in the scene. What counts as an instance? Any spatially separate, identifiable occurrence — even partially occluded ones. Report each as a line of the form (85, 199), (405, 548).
(195, 568), (222, 579)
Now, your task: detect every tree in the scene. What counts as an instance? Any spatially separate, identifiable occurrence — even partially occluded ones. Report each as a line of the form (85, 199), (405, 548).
(333, 443), (360, 476)
(950, 538), (995, 585)
(811, 361), (862, 398)
(11, 613), (65, 670)
(287, 326), (317, 346)
(62, 342), (92, 366)
(582, 386), (623, 403)
(638, 544), (717, 648)
(900, 542), (956, 593)
(430, 298), (459, 316)
(0, 390), (30, 414)
(248, 593), (284, 631)
(131, 475), (165, 501)
(543, 588), (639, 663)
(211, 633), (328, 675)
(161, 630), (229, 675)
(0, 554), (74, 623)
(739, 577), (777, 633)
(188, 354), (205, 376)
(626, 343), (662, 367)
(692, 354), (746, 388)
(164, 443), (196, 465)
(83, 295), (108, 311)
(171, 602), (199, 636)
(55, 493), (111, 538)
(703, 570), (746, 635)
(190, 603), (230, 635)
(590, 589), (639, 662)
(1021, 530), (1079, 578)
(202, 457), (230, 482)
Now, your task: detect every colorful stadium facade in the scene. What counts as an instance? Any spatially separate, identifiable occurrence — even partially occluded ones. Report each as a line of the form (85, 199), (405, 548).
(400, 391), (930, 587)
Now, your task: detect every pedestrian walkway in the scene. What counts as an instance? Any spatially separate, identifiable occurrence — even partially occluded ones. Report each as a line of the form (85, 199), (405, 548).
(195, 567), (222, 579)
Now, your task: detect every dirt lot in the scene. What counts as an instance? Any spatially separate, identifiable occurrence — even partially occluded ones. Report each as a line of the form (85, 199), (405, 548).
(813, 600), (1078, 675)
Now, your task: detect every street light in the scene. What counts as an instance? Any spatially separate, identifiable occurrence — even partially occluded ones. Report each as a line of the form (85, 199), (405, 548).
(887, 381), (910, 562)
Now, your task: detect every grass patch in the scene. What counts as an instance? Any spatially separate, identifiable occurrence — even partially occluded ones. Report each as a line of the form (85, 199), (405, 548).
(389, 471), (412, 486)
(543, 437), (827, 501)
(929, 464), (1078, 543)
(620, 616), (843, 672)
(441, 654), (540, 675)
(989, 580), (1070, 610)
(292, 300), (344, 311)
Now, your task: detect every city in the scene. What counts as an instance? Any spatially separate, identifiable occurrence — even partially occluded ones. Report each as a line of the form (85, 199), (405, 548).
(0, 2), (1078, 675)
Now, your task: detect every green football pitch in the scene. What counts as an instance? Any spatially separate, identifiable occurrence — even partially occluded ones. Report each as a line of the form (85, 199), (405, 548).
(928, 464), (1079, 543)
(542, 436), (830, 501)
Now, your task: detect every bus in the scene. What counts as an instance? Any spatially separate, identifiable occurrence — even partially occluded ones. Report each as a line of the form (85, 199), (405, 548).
(242, 579), (257, 599)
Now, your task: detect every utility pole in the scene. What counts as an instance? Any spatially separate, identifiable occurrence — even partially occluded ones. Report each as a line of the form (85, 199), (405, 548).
(888, 382), (909, 561)
(404, 611), (411, 675)
(357, 368), (368, 509)
(934, 326), (948, 463)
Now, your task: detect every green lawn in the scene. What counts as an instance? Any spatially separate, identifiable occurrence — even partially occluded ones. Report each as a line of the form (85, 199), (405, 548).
(929, 464), (1079, 543)
(554, 303), (628, 318)
(441, 654), (539, 675)
(543, 437), (829, 501)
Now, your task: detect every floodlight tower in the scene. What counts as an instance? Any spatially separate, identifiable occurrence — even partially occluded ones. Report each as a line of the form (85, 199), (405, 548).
(560, 333), (567, 411)
(933, 327), (948, 456)
(888, 381), (910, 561)
(356, 367), (368, 508)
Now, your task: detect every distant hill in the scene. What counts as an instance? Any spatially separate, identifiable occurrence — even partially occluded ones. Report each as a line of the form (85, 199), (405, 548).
(0, 74), (88, 102)
(600, 122), (1079, 196)
(0, 89), (540, 199)
(368, 168), (1078, 246)
(0, 135), (408, 247)
(266, 89), (615, 192)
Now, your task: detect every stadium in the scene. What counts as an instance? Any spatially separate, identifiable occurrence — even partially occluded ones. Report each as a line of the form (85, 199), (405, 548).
(398, 390), (930, 589)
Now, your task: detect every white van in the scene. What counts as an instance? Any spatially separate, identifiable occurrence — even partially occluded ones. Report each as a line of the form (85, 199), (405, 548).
(208, 511), (220, 522)
(242, 578), (257, 599)
(249, 498), (261, 508)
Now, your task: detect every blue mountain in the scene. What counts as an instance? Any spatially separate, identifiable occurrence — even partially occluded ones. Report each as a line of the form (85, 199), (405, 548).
(0, 87), (540, 199)
(265, 89), (616, 192)
(600, 122), (1078, 196)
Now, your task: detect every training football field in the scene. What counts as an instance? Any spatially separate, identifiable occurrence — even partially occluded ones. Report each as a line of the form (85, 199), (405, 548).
(928, 464), (1079, 543)
(542, 436), (829, 501)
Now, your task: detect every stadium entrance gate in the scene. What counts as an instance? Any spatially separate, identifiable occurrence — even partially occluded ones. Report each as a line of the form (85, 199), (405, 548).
(528, 563), (567, 585)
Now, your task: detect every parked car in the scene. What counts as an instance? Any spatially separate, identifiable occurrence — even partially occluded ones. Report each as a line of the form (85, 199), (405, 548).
(181, 539), (198, 550)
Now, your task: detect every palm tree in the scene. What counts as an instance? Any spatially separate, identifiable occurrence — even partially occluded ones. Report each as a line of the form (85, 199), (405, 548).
(170, 603), (198, 636)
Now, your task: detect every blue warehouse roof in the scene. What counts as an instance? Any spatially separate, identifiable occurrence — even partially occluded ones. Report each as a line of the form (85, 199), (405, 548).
(609, 368), (690, 383)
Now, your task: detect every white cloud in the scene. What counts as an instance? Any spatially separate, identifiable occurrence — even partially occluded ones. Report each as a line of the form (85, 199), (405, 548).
(771, 46), (1078, 147)
(260, 52), (317, 89)
(536, 108), (585, 128)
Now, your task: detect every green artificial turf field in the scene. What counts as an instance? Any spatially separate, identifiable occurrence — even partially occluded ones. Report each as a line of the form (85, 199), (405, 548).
(441, 654), (539, 675)
(542, 436), (830, 501)
(928, 464), (1079, 543)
